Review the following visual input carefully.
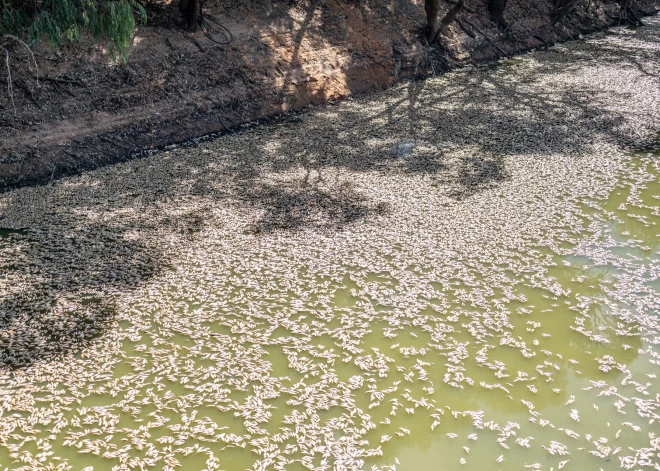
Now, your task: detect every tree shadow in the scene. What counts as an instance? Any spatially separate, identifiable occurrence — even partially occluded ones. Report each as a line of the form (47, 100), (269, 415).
(239, 180), (387, 233)
(440, 154), (508, 199)
(190, 20), (654, 225)
(0, 223), (156, 367)
(0, 192), (212, 368)
(1, 16), (658, 367)
(231, 21), (657, 215)
(4, 0), (657, 192)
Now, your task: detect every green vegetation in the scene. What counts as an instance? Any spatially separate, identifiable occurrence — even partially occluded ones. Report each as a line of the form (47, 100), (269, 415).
(1, 0), (146, 60)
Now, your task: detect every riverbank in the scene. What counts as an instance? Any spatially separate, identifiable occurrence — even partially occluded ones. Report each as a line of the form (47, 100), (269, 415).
(0, 0), (658, 190)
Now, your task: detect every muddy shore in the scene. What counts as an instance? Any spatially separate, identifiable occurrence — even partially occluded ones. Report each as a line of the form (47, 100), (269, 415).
(0, 0), (658, 190)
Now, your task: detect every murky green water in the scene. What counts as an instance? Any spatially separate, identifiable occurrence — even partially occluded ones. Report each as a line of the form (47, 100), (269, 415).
(1, 20), (660, 471)
(365, 159), (660, 471)
(1, 153), (657, 470)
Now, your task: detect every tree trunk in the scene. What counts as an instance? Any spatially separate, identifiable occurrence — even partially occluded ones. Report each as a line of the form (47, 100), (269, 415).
(619, 0), (633, 10)
(488, 0), (509, 29)
(618, 0), (642, 25)
(180, 0), (202, 31)
(425, 0), (441, 42)
(430, 0), (464, 44)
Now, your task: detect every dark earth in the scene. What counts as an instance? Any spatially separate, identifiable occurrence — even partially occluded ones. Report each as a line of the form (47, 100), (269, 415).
(0, 0), (658, 189)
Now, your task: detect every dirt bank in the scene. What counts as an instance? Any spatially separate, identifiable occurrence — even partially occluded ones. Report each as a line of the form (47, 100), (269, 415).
(0, 0), (658, 190)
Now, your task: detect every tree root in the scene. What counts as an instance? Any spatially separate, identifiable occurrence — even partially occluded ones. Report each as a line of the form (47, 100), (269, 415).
(456, 18), (477, 38)
(462, 18), (509, 56)
(14, 79), (41, 107)
(42, 76), (87, 88)
(1, 34), (39, 113)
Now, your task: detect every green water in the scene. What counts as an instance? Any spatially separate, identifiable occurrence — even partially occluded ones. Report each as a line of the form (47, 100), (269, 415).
(1, 21), (660, 469)
(0, 154), (658, 470)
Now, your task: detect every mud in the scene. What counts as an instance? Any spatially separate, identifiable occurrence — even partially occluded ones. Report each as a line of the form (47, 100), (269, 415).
(0, 0), (658, 189)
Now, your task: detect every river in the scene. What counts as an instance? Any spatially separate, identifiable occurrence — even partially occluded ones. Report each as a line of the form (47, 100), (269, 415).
(0, 18), (659, 471)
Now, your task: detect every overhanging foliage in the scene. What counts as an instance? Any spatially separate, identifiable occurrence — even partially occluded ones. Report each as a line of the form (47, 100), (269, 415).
(1, 0), (146, 60)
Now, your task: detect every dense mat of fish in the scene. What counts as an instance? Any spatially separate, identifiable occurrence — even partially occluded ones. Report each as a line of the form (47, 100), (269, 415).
(0, 19), (659, 471)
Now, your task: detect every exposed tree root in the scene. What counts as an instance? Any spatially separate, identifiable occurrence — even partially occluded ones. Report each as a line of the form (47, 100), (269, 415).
(1, 35), (38, 113)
